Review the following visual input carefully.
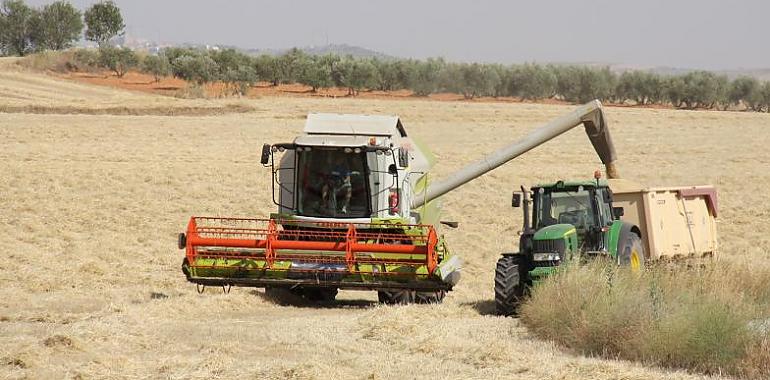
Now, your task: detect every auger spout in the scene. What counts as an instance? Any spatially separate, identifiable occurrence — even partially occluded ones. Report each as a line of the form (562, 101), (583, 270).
(412, 100), (618, 208)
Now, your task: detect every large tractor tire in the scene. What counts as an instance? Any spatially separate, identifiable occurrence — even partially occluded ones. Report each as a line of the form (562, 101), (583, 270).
(494, 254), (527, 316)
(618, 233), (645, 271)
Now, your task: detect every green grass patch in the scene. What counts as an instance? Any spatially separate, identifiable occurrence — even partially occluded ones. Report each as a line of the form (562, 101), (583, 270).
(519, 259), (770, 379)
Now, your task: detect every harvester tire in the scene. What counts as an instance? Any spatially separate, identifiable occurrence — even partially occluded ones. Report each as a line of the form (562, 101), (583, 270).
(377, 290), (415, 304)
(300, 287), (338, 302)
(618, 233), (645, 270)
(495, 255), (526, 316)
(414, 290), (446, 304)
(265, 286), (338, 303)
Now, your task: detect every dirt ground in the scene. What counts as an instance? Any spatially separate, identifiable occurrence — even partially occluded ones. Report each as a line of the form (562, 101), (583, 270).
(1, 62), (769, 379)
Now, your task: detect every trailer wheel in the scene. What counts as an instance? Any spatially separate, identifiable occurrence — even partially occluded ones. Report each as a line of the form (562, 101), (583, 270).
(377, 290), (415, 304)
(618, 233), (645, 271)
(495, 255), (526, 316)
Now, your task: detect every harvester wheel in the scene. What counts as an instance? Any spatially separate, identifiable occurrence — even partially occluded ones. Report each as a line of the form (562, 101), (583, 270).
(300, 287), (338, 302)
(264, 286), (296, 303)
(494, 255), (526, 316)
(618, 233), (645, 271)
(265, 286), (338, 303)
(377, 290), (415, 304)
(414, 290), (446, 304)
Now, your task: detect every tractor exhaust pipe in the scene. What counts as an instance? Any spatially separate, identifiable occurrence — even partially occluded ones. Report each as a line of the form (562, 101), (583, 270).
(412, 100), (619, 208)
(521, 186), (532, 232)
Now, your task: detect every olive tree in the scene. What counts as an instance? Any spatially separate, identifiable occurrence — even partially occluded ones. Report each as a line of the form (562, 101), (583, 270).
(210, 49), (257, 95)
(297, 55), (334, 92)
(141, 53), (172, 82)
(333, 57), (377, 95)
(172, 54), (219, 85)
(84, 1), (124, 46)
(34, 1), (83, 51)
(509, 64), (557, 100)
(555, 66), (616, 103)
(98, 46), (137, 77)
(0, 0), (37, 56)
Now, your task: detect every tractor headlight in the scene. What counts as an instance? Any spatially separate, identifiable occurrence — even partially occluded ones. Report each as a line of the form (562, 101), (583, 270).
(533, 253), (561, 262)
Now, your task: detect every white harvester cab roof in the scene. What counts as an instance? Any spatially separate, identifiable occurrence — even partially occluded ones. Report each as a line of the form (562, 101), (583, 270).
(304, 113), (407, 137)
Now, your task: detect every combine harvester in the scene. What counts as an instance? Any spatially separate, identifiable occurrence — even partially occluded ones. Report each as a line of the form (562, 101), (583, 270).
(177, 100), (619, 304)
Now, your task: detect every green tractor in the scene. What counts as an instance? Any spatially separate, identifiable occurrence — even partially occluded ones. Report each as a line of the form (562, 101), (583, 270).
(494, 175), (645, 316)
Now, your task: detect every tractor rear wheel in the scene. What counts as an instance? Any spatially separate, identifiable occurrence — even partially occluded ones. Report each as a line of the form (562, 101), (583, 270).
(495, 255), (527, 316)
(618, 233), (645, 271)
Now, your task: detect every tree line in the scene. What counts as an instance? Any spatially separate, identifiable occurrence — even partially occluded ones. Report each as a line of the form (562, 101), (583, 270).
(4, 0), (770, 111)
(130, 47), (770, 111)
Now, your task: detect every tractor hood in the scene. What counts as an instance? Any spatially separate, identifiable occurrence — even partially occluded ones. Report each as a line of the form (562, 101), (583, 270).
(533, 224), (577, 241)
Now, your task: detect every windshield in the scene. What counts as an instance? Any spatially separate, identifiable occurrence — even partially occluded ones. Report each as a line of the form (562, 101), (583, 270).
(535, 188), (596, 230)
(295, 148), (369, 218)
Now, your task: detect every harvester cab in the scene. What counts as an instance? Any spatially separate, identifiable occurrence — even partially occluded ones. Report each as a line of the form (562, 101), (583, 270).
(179, 100), (621, 305)
(261, 114), (429, 224)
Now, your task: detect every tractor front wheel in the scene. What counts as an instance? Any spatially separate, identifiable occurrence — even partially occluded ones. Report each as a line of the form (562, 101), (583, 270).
(618, 233), (645, 271)
(494, 254), (527, 316)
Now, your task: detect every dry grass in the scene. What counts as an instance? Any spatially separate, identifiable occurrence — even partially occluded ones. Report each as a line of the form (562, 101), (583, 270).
(1, 67), (769, 379)
(0, 57), (252, 115)
(520, 260), (770, 378)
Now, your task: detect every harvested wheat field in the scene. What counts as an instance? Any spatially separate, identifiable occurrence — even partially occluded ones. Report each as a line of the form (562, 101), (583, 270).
(1, 67), (769, 380)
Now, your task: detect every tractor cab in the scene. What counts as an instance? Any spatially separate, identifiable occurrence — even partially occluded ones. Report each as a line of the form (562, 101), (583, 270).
(531, 179), (618, 252)
(512, 177), (627, 280)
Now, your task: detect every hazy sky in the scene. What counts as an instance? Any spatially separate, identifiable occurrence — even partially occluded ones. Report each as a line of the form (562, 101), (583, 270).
(27, 0), (770, 70)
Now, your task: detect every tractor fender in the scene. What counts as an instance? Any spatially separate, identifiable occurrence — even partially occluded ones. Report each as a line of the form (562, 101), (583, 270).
(607, 221), (641, 259)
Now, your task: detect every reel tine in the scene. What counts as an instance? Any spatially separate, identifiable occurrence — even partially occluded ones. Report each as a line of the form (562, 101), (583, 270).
(196, 284), (205, 294)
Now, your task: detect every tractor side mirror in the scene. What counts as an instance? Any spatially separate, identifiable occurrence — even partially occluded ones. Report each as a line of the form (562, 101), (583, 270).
(398, 149), (409, 167)
(512, 192), (522, 208)
(260, 144), (271, 165)
(613, 206), (625, 219)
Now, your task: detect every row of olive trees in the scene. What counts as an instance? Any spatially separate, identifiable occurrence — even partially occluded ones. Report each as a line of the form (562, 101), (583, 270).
(0, 0), (124, 56)
(156, 47), (770, 111)
(58, 44), (770, 111)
